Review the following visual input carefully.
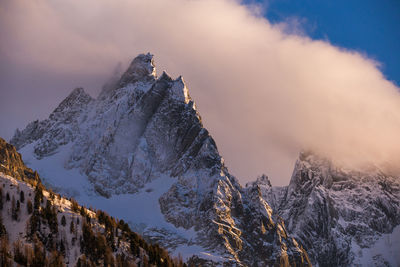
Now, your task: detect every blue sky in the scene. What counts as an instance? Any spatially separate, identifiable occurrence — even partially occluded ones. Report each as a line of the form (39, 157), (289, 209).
(253, 0), (400, 86)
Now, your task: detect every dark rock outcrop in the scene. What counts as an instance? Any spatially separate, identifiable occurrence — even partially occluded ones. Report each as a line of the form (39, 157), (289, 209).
(0, 137), (39, 182)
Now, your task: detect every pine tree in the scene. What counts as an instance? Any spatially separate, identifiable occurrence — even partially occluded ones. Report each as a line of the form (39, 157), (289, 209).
(48, 250), (64, 267)
(20, 190), (25, 203)
(80, 206), (86, 216)
(27, 199), (33, 214)
(28, 211), (40, 236)
(13, 239), (27, 265)
(0, 215), (6, 237)
(61, 215), (66, 227)
(11, 196), (17, 221)
(25, 243), (34, 266)
(0, 187), (3, 210)
(60, 239), (65, 256)
(34, 185), (43, 209)
(70, 220), (75, 234)
(42, 199), (58, 234)
(70, 198), (79, 212)
(31, 236), (46, 267)
(104, 246), (115, 267)
(0, 236), (11, 267)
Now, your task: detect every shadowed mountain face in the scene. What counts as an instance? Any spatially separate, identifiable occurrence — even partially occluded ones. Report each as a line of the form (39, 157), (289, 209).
(10, 53), (310, 266)
(254, 152), (400, 266)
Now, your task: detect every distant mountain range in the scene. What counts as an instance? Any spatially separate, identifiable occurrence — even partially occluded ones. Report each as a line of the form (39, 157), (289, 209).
(7, 53), (400, 266)
(249, 152), (400, 266)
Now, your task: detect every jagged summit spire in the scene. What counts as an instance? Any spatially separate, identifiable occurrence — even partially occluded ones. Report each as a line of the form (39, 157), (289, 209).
(119, 53), (156, 86)
(99, 54), (193, 105)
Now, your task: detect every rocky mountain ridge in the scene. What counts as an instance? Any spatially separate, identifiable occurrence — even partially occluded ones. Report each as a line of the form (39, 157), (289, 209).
(252, 152), (400, 266)
(10, 53), (310, 266)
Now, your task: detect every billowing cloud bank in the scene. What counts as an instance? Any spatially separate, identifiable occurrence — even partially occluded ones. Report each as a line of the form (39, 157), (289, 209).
(1, 0), (399, 184)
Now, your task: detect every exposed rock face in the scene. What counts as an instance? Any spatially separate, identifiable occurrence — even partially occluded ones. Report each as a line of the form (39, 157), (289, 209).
(0, 137), (39, 182)
(257, 152), (400, 266)
(10, 53), (310, 266)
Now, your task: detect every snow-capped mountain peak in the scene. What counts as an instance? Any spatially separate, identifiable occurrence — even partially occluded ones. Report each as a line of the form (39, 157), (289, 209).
(11, 53), (310, 266)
